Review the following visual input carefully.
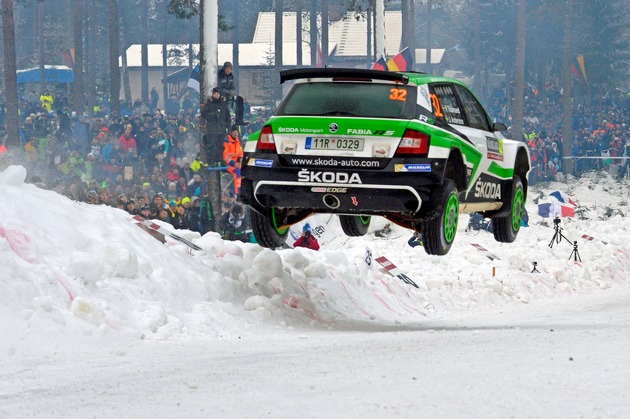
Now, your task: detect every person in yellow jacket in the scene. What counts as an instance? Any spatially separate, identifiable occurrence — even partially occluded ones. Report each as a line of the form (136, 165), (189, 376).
(39, 91), (53, 112)
(223, 125), (244, 195)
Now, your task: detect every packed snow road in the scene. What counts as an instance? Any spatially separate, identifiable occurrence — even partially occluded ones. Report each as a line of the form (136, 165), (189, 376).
(3, 285), (630, 419)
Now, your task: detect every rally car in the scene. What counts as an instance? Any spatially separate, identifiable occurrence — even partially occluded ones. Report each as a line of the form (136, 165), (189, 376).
(240, 68), (530, 255)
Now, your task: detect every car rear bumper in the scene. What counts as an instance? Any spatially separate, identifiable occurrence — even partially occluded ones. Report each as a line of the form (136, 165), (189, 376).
(241, 154), (446, 215)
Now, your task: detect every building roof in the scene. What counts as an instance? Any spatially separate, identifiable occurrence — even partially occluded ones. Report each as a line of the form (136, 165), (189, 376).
(121, 43), (320, 68)
(122, 11), (443, 69)
(253, 11), (402, 59)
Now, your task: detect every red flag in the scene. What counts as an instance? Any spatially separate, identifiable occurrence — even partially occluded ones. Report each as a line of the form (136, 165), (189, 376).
(571, 64), (585, 86)
(371, 56), (387, 71)
(63, 48), (74, 69)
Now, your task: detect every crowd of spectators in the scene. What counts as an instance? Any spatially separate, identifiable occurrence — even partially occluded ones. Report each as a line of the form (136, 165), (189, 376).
(488, 82), (630, 183)
(0, 83), (272, 240)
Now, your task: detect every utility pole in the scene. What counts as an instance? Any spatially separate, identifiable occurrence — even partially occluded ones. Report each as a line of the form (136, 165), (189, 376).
(374, 0), (385, 60)
(512, 0), (526, 144)
(201, 0), (221, 232)
(401, 0), (415, 69)
(1, 0), (20, 150)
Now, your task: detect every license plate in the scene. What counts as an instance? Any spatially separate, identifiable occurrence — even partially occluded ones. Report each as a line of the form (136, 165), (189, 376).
(305, 137), (364, 151)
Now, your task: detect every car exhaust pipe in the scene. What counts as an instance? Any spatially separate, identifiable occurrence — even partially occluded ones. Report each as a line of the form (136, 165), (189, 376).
(323, 194), (340, 209)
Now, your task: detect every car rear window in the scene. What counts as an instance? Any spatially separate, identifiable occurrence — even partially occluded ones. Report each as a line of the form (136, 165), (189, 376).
(276, 82), (417, 119)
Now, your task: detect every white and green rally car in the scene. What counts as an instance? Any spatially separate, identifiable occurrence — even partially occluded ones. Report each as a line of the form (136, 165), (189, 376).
(240, 68), (530, 255)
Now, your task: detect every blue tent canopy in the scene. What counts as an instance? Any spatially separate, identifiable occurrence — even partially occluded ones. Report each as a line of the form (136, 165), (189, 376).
(16, 65), (74, 84)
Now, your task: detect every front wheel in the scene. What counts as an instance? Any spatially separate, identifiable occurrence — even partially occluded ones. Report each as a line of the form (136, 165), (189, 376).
(250, 208), (289, 248)
(339, 215), (371, 236)
(421, 179), (459, 256)
(493, 176), (524, 243)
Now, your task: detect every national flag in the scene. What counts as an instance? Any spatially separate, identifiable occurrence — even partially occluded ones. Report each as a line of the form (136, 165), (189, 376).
(576, 54), (587, 83)
(549, 191), (579, 206)
(63, 48), (75, 69)
(187, 64), (200, 93)
(537, 203), (575, 218)
(371, 56), (387, 71)
(571, 55), (587, 86)
(385, 47), (413, 72)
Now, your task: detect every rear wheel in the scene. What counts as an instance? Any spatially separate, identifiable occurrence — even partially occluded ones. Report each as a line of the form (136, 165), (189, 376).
(422, 180), (459, 256)
(493, 176), (524, 243)
(250, 208), (289, 248)
(339, 215), (371, 236)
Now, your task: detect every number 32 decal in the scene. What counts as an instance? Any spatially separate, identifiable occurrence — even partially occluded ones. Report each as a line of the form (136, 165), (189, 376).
(430, 93), (444, 118)
(389, 88), (407, 101)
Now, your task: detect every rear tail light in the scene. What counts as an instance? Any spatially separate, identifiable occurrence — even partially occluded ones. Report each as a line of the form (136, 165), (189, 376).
(256, 125), (277, 152)
(394, 129), (430, 156)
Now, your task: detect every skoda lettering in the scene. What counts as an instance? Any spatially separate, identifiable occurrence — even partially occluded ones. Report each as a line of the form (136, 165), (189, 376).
(298, 170), (362, 184)
(474, 181), (501, 199)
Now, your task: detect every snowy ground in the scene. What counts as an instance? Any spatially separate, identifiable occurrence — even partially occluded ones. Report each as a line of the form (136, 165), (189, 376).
(1, 165), (630, 418)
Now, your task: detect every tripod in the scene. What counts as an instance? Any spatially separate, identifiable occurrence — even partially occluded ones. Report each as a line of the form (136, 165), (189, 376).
(548, 217), (582, 261)
(569, 241), (582, 262)
(548, 217), (567, 248)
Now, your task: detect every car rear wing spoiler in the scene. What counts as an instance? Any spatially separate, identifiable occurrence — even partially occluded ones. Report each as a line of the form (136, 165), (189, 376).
(280, 68), (409, 85)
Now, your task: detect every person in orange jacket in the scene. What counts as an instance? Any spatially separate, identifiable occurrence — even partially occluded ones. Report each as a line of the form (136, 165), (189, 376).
(223, 125), (244, 195)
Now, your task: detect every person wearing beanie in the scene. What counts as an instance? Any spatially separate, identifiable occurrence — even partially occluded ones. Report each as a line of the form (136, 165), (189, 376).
(200, 86), (231, 164)
(187, 195), (207, 234)
(217, 62), (236, 99)
(293, 223), (320, 250)
(219, 203), (250, 242)
(217, 61), (247, 126)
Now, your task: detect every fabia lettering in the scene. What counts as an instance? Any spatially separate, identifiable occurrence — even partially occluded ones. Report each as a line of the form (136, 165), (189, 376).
(298, 170), (362, 184)
(474, 181), (501, 199)
(347, 129), (372, 135)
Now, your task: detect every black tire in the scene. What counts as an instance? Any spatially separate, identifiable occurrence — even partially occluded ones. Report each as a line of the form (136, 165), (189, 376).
(421, 179), (459, 256)
(493, 176), (524, 243)
(250, 208), (289, 248)
(339, 215), (371, 236)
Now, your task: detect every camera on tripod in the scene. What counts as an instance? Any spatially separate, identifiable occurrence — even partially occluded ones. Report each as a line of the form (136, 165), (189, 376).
(548, 215), (581, 262)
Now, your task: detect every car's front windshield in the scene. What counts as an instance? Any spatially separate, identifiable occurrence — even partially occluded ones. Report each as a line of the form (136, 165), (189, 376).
(275, 82), (417, 119)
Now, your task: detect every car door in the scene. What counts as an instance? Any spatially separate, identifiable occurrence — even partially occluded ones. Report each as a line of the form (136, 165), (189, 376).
(454, 84), (507, 203)
(429, 83), (488, 194)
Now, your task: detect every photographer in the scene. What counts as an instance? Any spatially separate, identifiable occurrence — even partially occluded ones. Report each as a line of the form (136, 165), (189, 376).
(220, 203), (250, 242)
(293, 223), (320, 251)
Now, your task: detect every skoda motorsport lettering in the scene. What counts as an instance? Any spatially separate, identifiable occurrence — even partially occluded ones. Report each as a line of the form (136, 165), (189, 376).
(240, 68), (530, 256)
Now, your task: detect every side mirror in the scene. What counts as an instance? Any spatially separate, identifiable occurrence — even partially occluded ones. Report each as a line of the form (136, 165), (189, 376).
(492, 122), (507, 132)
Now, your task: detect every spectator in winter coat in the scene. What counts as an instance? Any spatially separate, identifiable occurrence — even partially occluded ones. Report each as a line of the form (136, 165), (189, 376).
(188, 196), (211, 234)
(293, 223), (320, 250)
(223, 125), (244, 195)
(220, 203), (250, 242)
(165, 164), (180, 183)
(200, 87), (231, 163)
(118, 124), (137, 152)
